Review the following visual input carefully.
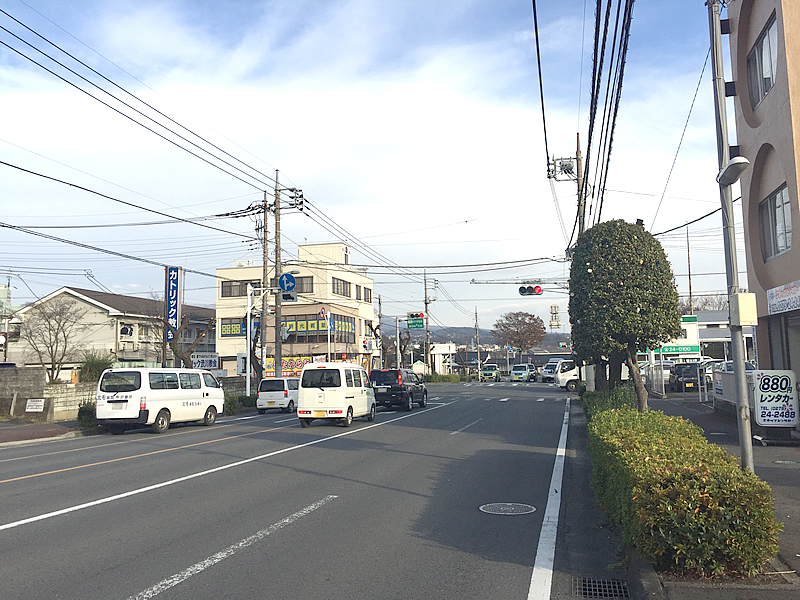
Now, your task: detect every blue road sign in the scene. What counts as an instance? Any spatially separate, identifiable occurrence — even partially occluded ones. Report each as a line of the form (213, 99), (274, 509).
(278, 273), (296, 292)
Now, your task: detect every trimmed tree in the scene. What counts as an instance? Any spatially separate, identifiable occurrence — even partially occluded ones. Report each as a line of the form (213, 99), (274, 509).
(491, 311), (546, 351)
(569, 219), (682, 411)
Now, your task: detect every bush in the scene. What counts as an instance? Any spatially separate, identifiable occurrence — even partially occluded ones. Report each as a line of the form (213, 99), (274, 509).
(588, 407), (781, 576)
(582, 383), (636, 420)
(238, 394), (257, 408)
(224, 392), (240, 416)
(425, 374), (460, 383)
(76, 399), (97, 429)
(78, 350), (116, 383)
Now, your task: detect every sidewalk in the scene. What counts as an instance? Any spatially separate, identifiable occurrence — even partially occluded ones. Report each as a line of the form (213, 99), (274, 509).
(0, 418), (87, 446)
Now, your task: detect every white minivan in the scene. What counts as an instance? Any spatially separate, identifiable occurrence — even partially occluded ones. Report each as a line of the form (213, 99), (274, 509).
(297, 362), (376, 428)
(257, 377), (299, 413)
(95, 368), (224, 434)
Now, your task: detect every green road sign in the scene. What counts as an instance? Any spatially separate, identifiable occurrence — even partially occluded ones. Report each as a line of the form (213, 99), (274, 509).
(407, 318), (424, 329)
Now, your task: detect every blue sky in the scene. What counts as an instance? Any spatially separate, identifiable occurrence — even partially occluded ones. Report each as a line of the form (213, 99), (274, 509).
(0, 0), (743, 332)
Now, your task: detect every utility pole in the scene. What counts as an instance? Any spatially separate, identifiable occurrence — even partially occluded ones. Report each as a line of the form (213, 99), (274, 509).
(576, 132), (585, 237)
(686, 225), (693, 315)
(378, 295), (383, 369)
(424, 271), (431, 376)
(395, 316), (401, 368)
(708, 0), (753, 472)
(274, 170), (283, 379)
(475, 307), (481, 378)
(261, 190), (269, 377)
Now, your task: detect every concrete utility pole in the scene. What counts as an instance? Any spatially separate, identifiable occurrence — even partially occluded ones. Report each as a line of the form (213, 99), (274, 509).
(274, 170), (283, 379)
(475, 307), (481, 377)
(261, 190), (269, 377)
(424, 271), (431, 375)
(708, 0), (754, 472)
(378, 295), (383, 369)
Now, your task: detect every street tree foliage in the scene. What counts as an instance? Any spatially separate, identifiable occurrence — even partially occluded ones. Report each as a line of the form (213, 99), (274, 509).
(569, 219), (682, 411)
(20, 297), (88, 383)
(491, 312), (546, 351)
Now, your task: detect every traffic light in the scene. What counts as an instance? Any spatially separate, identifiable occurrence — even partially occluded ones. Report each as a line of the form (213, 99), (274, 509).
(519, 285), (543, 296)
(407, 312), (425, 319)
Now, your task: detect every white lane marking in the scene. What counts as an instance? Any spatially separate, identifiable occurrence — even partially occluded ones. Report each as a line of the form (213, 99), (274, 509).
(128, 495), (337, 600)
(527, 398), (570, 600)
(537, 398), (545, 402)
(499, 398), (509, 402)
(0, 402), (454, 532)
(274, 418), (296, 423)
(484, 398), (493, 402)
(450, 419), (482, 435)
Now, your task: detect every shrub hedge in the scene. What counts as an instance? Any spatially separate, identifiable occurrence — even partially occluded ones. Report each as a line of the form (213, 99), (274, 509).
(587, 405), (781, 576)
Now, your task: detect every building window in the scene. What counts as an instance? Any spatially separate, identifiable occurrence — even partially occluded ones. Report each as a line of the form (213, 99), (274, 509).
(296, 276), (313, 293)
(332, 278), (351, 298)
(364, 287), (372, 303)
(221, 280), (260, 298)
(747, 15), (778, 110)
(760, 184), (792, 261)
(220, 318), (246, 337)
(356, 285), (362, 301)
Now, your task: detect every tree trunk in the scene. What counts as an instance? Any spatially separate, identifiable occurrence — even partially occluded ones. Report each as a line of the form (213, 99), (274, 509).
(594, 359), (609, 393)
(608, 350), (625, 389)
(626, 341), (648, 412)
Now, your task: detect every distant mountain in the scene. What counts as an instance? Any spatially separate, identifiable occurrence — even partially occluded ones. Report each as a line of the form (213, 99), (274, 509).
(378, 317), (570, 351)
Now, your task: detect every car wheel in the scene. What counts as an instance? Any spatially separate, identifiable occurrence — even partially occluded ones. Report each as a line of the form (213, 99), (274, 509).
(405, 393), (414, 411)
(257, 408), (266, 415)
(152, 409), (170, 434)
(285, 400), (295, 413)
(565, 380), (578, 393)
(367, 403), (376, 421)
(300, 418), (312, 428)
(418, 392), (427, 408)
(342, 407), (353, 427)
(203, 406), (217, 426)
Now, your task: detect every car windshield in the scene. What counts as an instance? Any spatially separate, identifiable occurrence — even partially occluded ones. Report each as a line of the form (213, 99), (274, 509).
(99, 371), (141, 393)
(301, 369), (342, 388)
(511, 366), (526, 372)
(675, 364), (697, 376)
(483, 365), (497, 371)
(369, 370), (399, 385)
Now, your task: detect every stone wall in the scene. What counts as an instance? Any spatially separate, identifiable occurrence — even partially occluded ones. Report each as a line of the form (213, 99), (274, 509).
(45, 382), (97, 421)
(0, 366), (48, 420)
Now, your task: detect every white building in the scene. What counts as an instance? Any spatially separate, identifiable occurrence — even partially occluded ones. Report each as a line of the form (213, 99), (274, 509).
(216, 243), (379, 377)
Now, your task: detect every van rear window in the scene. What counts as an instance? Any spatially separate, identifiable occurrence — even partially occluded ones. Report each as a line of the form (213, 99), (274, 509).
(99, 371), (141, 393)
(301, 369), (342, 388)
(259, 380), (284, 392)
(369, 370), (399, 385)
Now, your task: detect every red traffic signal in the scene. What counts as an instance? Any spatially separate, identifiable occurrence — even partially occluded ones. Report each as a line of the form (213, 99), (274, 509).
(519, 285), (543, 296)
(407, 312), (425, 319)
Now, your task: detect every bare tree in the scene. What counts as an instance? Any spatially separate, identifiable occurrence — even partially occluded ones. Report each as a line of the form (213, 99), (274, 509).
(20, 297), (88, 383)
(162, 315), (216, 368)
(679, 294), (729, 314)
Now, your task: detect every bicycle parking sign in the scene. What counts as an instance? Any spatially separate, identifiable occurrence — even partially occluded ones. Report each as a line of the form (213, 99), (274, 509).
(753, 370), (799, 427)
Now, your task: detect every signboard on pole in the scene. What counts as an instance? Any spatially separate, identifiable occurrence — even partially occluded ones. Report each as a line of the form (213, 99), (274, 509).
(166, 266), (182, 342)
(753, 370), (799, 427)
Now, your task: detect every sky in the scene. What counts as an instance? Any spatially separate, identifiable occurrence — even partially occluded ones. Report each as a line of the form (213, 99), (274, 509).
(0, 0), (745, 336)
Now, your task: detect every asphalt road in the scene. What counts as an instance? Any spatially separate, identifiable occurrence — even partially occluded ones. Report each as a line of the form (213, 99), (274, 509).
(0, 382), (577, 600)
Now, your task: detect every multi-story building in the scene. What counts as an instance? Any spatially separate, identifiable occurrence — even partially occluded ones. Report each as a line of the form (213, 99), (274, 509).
(728, 0), (799, 371)
(215, 243), (379, 377)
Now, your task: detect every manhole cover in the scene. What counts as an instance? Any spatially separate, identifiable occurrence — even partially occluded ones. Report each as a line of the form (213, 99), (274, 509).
(572, 577), (630, 598)
(479, 503), (536, 515)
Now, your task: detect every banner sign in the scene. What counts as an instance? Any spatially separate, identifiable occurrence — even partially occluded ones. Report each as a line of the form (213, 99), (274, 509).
(767, 279), (800, 315)
(166, 266), (182, 342)
(264, 356), (313, 377)
(191, 353), (219, 370)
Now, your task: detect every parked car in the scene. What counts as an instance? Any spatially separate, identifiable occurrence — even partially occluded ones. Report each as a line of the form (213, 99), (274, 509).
(368, 368), (427, 410)
(669, 363), (700, 392)
(510, 363), (538, 382)
(480, 363), (500, 382)
(698, 359), (723, 386)
(257, 377), (299, 413)
(714, 360), (757, 372)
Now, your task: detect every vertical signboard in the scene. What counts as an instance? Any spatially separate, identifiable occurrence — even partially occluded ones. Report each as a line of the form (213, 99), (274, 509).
(753, 370), (799, 427)
(166, 266), (182, 342)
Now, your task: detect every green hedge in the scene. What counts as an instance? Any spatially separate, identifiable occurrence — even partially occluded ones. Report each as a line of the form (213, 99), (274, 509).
(582, 383), (637, 420)
(588, 406), (781, 576)
(425, 374), (460, 383)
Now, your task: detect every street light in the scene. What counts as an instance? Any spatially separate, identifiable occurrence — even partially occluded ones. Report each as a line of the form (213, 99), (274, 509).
(708, 0), (754, 472)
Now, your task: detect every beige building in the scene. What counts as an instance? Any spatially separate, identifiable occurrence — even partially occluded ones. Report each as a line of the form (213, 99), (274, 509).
(728, 0), (800, 370)
(216, 243), (379, 377)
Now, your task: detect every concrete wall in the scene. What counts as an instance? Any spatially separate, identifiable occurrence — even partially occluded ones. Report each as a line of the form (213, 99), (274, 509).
(44, 382), (97, 421)
(0, 366), (47, 420)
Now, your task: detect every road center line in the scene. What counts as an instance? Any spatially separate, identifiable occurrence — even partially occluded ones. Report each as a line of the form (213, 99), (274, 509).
(127, 495), (337, 600)
(0, 401), (454, 531)
(450, 419), (482, 435)
(527, 398), (570, 600)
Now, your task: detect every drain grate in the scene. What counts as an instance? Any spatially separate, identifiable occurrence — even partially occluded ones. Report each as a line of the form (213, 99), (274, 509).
(571, 577), (630, 599)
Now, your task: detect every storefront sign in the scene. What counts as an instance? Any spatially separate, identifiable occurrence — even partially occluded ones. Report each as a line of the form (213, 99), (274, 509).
(753, 370), (799, 427)
(767, 279), (800, 315)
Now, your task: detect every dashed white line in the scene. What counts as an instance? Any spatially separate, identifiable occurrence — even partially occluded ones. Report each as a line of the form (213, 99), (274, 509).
(128, 496), (337, 599)
(537, 398), (545, 402)
(451, 419), (482, 435)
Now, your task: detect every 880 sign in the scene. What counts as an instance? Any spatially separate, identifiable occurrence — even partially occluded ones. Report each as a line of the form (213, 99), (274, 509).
(754, 370), (799, 427)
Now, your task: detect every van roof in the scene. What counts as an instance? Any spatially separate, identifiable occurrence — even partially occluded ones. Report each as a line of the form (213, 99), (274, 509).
(301, 362), (363, 369)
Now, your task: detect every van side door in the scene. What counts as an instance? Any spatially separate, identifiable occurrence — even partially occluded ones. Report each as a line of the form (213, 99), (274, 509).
(178, 371), (204, 419)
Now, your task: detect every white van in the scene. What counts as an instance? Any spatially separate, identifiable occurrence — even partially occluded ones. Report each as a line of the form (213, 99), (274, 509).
(95, 368), (224, 434)
(297, 362), (376, 428)
(257, 377), (299, 413)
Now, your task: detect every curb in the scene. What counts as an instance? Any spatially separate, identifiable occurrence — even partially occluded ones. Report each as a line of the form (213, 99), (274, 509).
(0, 429), (86, 448)
(626, 547), (665, 600)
